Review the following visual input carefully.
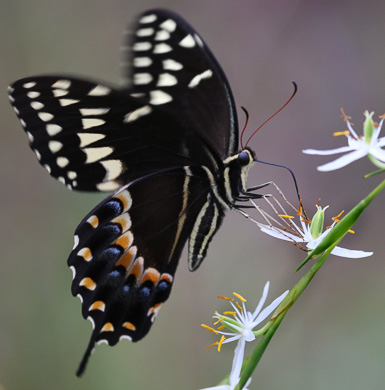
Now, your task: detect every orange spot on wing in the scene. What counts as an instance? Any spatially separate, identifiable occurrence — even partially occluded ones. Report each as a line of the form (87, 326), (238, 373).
(89, 301), (105, 311)
(87, 215), (99, 228)
(115, 190), (132, 212)
(115, 231), (133, 250)
(116, 246), (136, 270)
(160, 273), (173, 284)
(130, 257), (144, 280)
(77, 247), (92, 262)
(101, 322), (114, 332)
(122, 321), (136, 331)
(80, 277), (96, 290)
(141, 268), (160, 284)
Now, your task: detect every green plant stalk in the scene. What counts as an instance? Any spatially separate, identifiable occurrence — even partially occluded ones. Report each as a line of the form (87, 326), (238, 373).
(234, 178), (385, 389)
(297, 177), (385, 271)
(235, 242), (337, 390)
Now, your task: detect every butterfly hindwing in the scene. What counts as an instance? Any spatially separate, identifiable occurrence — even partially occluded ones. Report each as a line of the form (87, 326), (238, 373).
(69, 166), (212, 375)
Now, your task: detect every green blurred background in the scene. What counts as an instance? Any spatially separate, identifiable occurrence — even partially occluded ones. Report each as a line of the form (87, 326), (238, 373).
(2, 1), (385, 389)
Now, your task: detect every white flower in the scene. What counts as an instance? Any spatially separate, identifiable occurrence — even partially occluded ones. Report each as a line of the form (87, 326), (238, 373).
(258, 205), (373, 258)
(201, 282), (289, 390)
(303, 110), (385, 171)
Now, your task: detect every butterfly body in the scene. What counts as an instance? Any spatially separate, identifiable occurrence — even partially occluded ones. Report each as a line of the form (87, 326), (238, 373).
(8, 9), (257, 375)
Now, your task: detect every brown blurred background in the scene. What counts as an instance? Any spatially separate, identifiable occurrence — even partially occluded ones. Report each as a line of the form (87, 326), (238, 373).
(1, 1), (385, 389)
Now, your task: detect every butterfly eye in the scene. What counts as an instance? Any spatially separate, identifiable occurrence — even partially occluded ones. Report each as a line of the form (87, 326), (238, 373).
(238, 151), (250, 166)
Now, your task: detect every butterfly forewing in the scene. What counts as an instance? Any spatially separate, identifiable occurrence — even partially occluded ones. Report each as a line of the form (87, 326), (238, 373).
(121, 9), (238, 158)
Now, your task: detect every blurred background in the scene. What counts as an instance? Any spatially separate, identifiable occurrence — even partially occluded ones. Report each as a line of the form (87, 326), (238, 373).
(1, 1), (385, 389)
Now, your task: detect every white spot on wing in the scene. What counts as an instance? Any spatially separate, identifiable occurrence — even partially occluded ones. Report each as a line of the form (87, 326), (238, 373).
(162, 59), (183, 71)
(153, 43), (172, 54)
(27, 91), (40, 98)
(53, 89), (68, 97)
(48, 140), (63, 153)
(136, 28), (154, 37)
(149, 90), (173, 105)
(79, 108), (110, 116)
(78, 132), (106, 147)
(101, 160), (123, 180)
(88, 85), (111, 96)
(133, 73), (153, 85)
(81, 118), (106, 129)
(87, 316), (96, 329)
(188, 69), (213, 88)
(23, 81), (37, 89)
(133, 57), (152, 67)
(133, 42), (152, 51)
(73, 235), (79, 249)
(84, 146), (113, 163)
(160, 19), (177, 32)
(70, 265), (76, 279)
(57, 156), (69, 167)
(124, 105), (152, 122)
(179, 34), (196, 48)
(96, 181), (120, 191)
(140, 14), (157, 24)
(26, 131), (34, 142)
(38, 112), (54, 122)
(31, 101), (44, 110)
(59, 98), (79, 106)
(157, 73), (177, 87)
(52, 79), (71, 89)
(68, 171), (77, 180)
(155, 30), (170, 41)
(46, 124), (62, 136)
(120, 335), (133, 342)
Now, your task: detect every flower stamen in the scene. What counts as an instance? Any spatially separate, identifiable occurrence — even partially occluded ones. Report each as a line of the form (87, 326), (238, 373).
(333, 130), (350, 136)
(201, 324), (219, 334)
(232, 292), (247, 302)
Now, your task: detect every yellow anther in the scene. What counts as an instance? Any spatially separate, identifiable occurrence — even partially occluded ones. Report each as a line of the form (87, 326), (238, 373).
(217, 325), (225, 331)
(297, 199), (303, 216)
(232, 292), (247, 302)
(348, 229), (355, 234)
(332, 210), (344, 221)
(278, 214), (294, 219)
(333, 130), (350, 136)
(235, 301), (243, 311)
(214, 317), (225, 326)
(201, 324), (218, 334)
(204, 341), (219, 350)
(218, 295), (233, 301)
(379, 114), (385, 119)
(223, 311), (236, 316)
(217, 335), (226, 352)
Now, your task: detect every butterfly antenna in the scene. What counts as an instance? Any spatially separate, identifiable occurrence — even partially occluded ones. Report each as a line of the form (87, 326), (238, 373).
(254, 158), (302, 207)
(240, 106), (250, 149)
(245, 82), (298, 148)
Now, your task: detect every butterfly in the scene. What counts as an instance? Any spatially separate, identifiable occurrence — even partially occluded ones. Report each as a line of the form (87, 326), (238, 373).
(8, 8), (263, 376)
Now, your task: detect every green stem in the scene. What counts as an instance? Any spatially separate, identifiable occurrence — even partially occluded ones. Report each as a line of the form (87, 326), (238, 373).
(235, 244), (335, 390)
(235, 178), (385, 389)
(297, 177), (385, 271)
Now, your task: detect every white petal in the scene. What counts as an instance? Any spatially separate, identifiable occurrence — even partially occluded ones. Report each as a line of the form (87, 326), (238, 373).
(317, 148), (368, 171)
(368, 146), (385, 163)
(376, 137), (385, 148)
(303, 145), (353, 155)
(259, 225), (305, 243)
(229, 339), (246, 389)
(199, 385), (231, 390)
(251, 281), (270, 318)
(253, 290), (289, 326)
(330, 246), (373, 258)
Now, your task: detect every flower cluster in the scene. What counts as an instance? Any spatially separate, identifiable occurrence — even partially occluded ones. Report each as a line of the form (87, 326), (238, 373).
(201, 282), (288, 390)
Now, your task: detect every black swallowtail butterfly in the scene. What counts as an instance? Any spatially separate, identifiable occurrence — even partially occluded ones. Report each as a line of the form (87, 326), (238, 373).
(8, 9), (263, 375)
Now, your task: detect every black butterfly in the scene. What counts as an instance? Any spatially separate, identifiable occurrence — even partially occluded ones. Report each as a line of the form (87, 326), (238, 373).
(8, 9), (263, 376)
